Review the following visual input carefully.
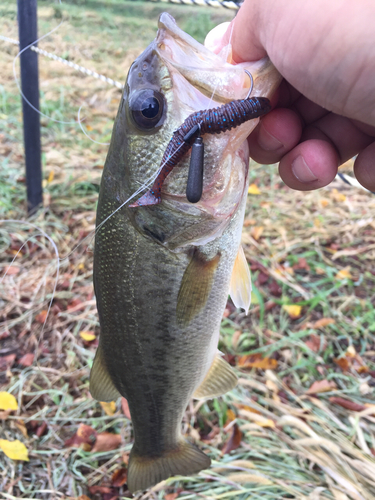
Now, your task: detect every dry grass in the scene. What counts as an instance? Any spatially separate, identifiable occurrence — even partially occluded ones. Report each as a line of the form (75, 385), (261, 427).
(1, 1), (375, 499)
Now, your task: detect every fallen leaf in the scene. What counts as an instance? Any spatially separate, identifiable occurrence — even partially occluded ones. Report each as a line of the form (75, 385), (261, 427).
(222, 423), (242, 455)
(111, 467), (127, 487)
(15, 420), (28, 438)
(248, 184), (261, 195)
(250, 226), (264, 240)
(243, 218), (256, 226)
(335, 267), (352, 280)
(79, 331), (96, 342)
(225, 409), (236, 425)
(165, 494), (179, 500)
(35, 310), (48, 324)
(292, 258), (310, 271)
(334, 357), (350, 371)
(64, 423), (97, 451)
(282, 304), (302, 319)
(330, 188), (346, 202)
(305, 334), (327, 352)
(313, 318), (335, 329)
(47, 170), (54, 183)
(18, 353), (35, 367)
(3, 266), (20, 275)
(0, 392), (18, 411)
(121, 398), (131, 420)
(329, 397), (366, 412)
(0, 353), (16, 372)
(91, 432), (121, 453)
(234, 404), (261, 415)
(238, 354), (278, 370)
(306, 380), (337, 394)
(254, 419), (275, 428)
(35, 422), (48, 437)
(0, 439), (29, 461)
(100, 401), (116, 416)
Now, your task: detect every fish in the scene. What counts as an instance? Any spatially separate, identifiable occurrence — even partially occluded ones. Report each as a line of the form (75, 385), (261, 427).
(90, 12), (281, 494)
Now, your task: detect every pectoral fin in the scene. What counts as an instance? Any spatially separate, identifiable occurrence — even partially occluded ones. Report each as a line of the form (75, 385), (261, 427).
(229, 245), (252, 314)
(90, 345), (121, 402)
(177, 250), (220, 327)
(193, 354), (238, 400)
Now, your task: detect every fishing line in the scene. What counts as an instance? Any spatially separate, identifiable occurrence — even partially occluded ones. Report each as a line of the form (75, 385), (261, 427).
(12, 0), (77, 125)
(13, 0), (116, 138)
(77, 105), (110, 146)
(0, 220), (60, 373)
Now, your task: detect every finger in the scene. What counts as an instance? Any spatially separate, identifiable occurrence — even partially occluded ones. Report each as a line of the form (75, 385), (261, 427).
(278, 139), (338, 190)
(354, 141), (375, 192)
(204, 22), (231, 53)
(248, 108), (302, 164)
(228, 1), (267, 62)
(300, 113), (374, 163)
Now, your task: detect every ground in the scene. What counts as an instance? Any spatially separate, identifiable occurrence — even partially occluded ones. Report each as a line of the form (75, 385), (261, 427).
(0, 1), (375, 499)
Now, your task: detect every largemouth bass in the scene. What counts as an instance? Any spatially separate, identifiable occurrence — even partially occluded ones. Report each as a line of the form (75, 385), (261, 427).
(90, 13), (280, 493)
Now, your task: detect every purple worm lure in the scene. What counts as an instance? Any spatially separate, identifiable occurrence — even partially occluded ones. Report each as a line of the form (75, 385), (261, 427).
(130, 89), (271, 207)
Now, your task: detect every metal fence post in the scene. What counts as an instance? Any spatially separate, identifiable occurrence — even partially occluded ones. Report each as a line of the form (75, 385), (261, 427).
(17, 0), (43, 214)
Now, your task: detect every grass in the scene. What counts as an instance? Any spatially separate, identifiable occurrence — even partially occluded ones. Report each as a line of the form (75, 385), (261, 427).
(1, 1), (375, 499)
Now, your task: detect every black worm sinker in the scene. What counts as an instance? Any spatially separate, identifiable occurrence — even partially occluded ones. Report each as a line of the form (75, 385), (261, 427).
(130, 96), (271, 207)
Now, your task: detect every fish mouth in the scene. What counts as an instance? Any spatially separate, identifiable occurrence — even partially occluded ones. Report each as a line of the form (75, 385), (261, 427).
(156, 13), (250, 104)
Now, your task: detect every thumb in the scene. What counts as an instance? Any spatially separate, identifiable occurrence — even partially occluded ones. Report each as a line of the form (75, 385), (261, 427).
(205, 3), (267, 63)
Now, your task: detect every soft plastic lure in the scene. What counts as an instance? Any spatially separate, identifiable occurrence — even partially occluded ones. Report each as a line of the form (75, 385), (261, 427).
(130, 92), (271, 207)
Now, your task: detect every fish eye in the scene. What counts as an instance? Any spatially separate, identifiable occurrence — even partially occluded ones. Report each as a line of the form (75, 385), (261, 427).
(129, 89), (165, 130)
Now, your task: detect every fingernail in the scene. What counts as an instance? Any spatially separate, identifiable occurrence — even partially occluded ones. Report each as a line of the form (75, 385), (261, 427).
(257, 127), (283, 151)
(291, 155), (318, 182)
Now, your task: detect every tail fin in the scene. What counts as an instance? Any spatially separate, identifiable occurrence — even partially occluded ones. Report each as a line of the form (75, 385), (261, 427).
(127, 440), (211, 493)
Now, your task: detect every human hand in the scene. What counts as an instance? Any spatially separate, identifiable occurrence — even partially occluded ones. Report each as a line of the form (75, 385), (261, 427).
(205, 0), (375, 191)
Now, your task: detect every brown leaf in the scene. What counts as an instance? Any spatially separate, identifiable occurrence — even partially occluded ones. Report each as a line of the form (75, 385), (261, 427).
(269, 281), (282, 297)
(305, 334), (327, 352)
(292, 258), (310, 271)
(250, 226), (264, 241)
(91, 432), (121, 453)
(334, 357), (350, 372)
(35, 310), (48, 324)
(15, 420), (28, 438)
(35, 422), (48, 437)
(18, 353), (35, 367)
(257, 272), (269, 286)
(165, 494), (179, 500)
(121, 398), (131, 420)
(238, 354), (277, 370)
(64, 423), (97, 450)
(4, 266), (20, 275)
(111, 467), (127, 487)
(0, 354), (16, 371)
(329, 397), (366, 412)
(222, 423), (242, 455)
(312, 318), (335, 329)
(306, 380), (337, 394)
